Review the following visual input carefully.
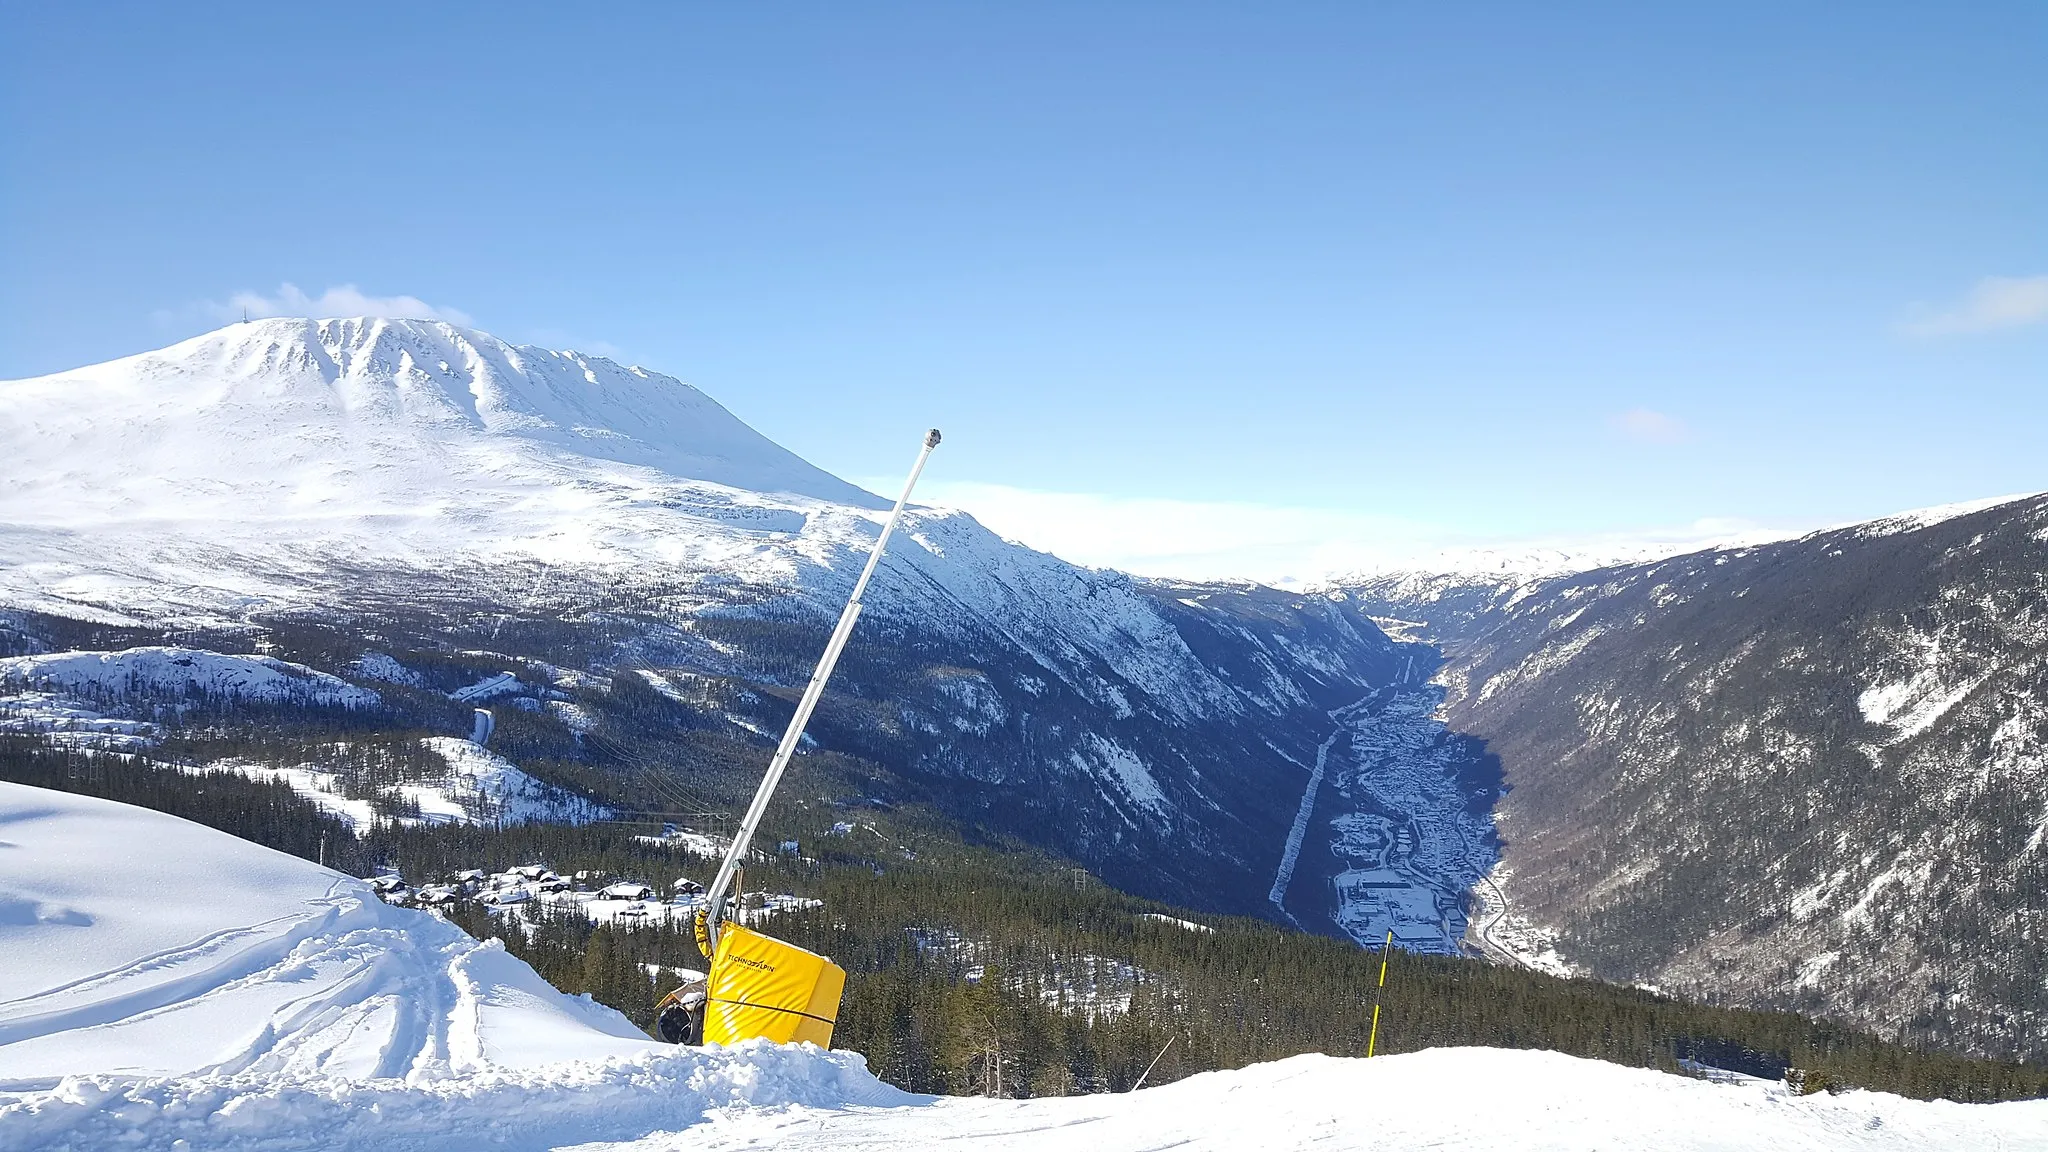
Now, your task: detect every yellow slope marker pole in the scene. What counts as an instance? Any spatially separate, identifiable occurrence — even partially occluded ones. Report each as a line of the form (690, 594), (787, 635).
(1366, 928), (1392, 1057)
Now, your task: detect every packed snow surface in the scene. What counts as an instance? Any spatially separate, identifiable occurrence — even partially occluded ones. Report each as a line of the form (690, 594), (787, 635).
(614, 1048), (2048, 1152)
(3, 784), (2042, 1150)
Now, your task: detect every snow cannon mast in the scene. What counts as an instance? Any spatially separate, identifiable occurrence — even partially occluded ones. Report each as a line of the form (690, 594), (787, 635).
(669, 429), (941, 1048)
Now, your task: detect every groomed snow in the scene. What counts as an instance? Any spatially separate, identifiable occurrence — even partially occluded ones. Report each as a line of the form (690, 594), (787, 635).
(612, 1047), (2048, 1152)
(1, 1043), (903, 1152)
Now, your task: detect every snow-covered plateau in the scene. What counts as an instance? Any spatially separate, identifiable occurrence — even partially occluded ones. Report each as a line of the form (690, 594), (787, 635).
(3, 783), (2040, 1152)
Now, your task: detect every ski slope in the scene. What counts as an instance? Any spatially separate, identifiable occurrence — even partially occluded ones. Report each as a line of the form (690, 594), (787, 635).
(4, 784), (2044, 1151)
(0, 781), (654, 1090)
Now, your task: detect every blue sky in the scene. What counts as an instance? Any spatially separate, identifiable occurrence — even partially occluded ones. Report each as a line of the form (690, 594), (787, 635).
(4, 3), (2042, 579)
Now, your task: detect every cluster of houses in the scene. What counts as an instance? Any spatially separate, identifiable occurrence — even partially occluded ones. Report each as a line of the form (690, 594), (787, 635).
(368, 865), (706, 920)
(366, 857), (823, 930)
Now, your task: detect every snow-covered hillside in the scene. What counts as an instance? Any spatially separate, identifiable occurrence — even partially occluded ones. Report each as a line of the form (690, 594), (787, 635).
(0, 781), (651, 1087)
(0, 320), (1434, 929)
(3, 784), (2041, 1152)
(0, 648), (377, 709)
(1367, 493), (2048, 1059)
(0, 318), (892, 623)
(197, 736), (610, 832)
(0, 316), (879, 522)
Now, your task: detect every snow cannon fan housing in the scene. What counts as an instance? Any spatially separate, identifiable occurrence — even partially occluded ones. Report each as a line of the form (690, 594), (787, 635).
(702, 922), (846, 1047)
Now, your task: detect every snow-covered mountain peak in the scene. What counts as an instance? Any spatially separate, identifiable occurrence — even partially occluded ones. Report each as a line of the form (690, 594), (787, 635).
(8, 317), (883, 514)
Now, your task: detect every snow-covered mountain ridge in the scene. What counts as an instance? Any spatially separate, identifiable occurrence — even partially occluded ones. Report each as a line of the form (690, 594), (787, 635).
(0, 320), (1473, 943)
(1331, 493), (2043, 645)
(1343, 493), (2048, 1059)
(0, 316), (880, 522)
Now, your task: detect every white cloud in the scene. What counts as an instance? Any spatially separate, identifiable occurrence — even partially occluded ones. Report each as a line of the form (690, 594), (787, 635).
(882, 479), (1781, 586)
(873, 479), (1431, 584)
(1905, 275), (2048, 337)
(1609, 408), (1688, 445)
(204, 283), (474, 326)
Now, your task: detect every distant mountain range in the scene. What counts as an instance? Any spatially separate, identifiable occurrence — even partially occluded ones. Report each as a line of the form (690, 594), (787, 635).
(1339, 493), (2048, 1059)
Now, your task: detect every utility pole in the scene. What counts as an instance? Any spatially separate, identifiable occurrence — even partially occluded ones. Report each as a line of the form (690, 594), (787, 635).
(1367, 928), (1392, 1057)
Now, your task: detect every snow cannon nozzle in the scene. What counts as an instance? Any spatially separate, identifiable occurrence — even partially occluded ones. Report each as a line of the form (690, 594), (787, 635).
(925, 428), (942, 448)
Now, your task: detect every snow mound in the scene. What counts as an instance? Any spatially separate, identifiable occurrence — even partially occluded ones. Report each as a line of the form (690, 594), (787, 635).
(0, 782), (652, 1092)
(0, 648), (377, 709)
(1, 1042), (901, 1152)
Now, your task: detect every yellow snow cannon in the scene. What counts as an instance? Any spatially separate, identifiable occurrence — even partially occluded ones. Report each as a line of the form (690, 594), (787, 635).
(700, 921), (845, 1046)
(659, 429), (939, 1049)
(656, 915), (846, 1046)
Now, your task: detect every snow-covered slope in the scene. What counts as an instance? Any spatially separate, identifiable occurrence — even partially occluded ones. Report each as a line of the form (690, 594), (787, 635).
(0, 316), (880, 520)
(3, 783), (2040, 1150)
(0, 648), (377, 709)
(663, 1048), (2048, 1152)
(0, 781), (652, 1088)
(196, 737), (610, 832)
(0, 321), (1431, 930)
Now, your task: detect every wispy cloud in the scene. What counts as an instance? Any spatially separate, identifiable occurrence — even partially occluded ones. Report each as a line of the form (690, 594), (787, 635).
(200, 283), (474, 326)
(1609, 408), (1688, 445)
(1904, 275), (2048, 337)
(879, 478), (1777, 585)
(873, 479), (1434, 583)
